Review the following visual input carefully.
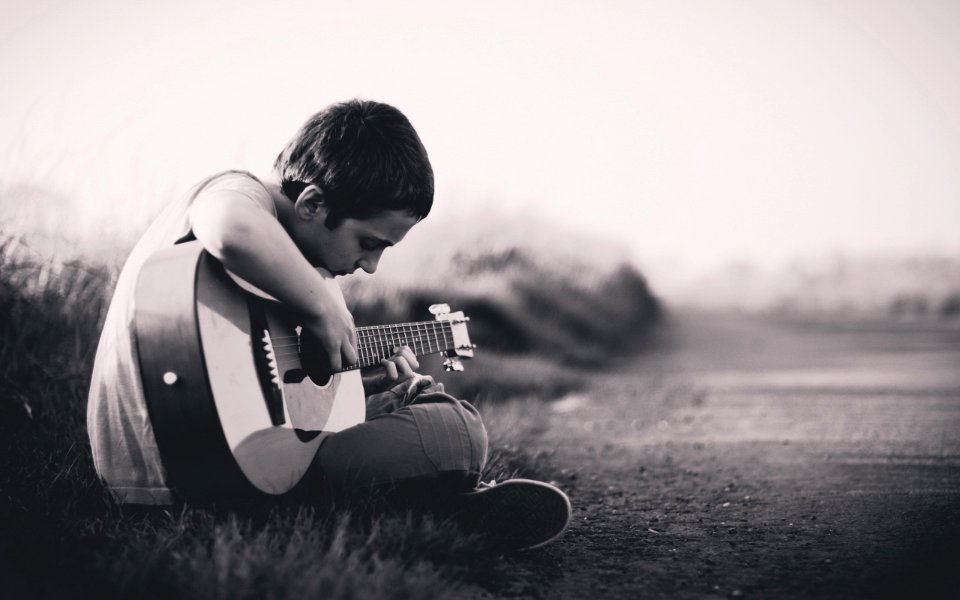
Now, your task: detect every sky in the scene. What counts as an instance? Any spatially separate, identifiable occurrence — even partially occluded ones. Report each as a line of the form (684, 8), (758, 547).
(1, 0), (958, 288)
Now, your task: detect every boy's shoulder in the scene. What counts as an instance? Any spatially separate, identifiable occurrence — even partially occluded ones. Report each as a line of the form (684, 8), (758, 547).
(190, 170), (277, 216)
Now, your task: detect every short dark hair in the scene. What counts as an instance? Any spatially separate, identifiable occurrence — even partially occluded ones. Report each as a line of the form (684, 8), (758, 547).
(274, 99), (434, 228)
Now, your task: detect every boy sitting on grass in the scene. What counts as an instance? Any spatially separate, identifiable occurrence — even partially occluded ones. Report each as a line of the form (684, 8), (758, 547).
(87, 99), (570, 552)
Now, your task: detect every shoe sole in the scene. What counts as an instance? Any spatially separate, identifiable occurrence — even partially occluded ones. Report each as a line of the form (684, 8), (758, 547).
(455, 479), (572, 552)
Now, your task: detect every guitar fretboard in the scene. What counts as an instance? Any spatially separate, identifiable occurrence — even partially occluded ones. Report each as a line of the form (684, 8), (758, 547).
(347, 321), (455, 370)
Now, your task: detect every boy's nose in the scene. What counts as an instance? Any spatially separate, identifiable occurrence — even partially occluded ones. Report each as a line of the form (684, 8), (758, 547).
(358, 254), (381, 274)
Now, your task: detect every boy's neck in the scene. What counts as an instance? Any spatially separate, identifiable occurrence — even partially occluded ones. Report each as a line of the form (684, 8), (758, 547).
(260, 174), (296, 231)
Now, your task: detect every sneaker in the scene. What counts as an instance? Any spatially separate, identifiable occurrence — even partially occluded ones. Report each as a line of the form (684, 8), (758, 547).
(452, 478), (572, 552)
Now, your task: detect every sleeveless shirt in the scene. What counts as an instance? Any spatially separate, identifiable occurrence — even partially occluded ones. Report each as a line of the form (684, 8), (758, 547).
(86, 171), (276, 504)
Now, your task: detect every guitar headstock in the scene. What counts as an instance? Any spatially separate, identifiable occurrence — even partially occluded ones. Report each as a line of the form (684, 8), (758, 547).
(429, 303), (475, 372)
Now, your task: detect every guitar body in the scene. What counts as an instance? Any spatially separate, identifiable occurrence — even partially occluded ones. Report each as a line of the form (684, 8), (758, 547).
(134, 241), (365, 501)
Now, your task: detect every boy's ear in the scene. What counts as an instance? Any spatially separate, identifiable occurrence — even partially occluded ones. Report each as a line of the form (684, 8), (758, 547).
(294, 185), (328, 221)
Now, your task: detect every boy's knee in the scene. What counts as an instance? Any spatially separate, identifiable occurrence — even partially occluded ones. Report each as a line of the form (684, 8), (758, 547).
(410, 399), (488, 480)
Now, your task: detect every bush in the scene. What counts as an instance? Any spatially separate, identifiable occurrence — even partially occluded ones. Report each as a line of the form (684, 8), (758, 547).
(349, 247), (661, 369)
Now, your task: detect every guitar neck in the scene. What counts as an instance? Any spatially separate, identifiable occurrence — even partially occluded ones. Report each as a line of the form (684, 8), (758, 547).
(349, 320), (455, 369)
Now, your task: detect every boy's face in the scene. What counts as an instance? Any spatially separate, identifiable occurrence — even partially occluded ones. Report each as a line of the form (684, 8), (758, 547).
(293, 206), (419, 276)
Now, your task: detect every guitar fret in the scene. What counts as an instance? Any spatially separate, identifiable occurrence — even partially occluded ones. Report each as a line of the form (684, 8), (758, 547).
(391, 324), (401, 349)
(362, 328), (369, 362)
(357, 330), (365, 367)
(378, 326), (387, 360)
(409, 324), (418, 353)
(365, 328), (375, 365)
(362, 329), (371, 366)
(369, 328), (378, 365)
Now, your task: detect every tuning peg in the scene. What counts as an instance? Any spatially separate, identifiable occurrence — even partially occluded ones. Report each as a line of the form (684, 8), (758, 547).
(429, 303), (451, 316)
(443, 357), (465, 372)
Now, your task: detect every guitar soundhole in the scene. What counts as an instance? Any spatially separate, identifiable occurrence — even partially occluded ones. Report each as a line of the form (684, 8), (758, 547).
(298, 330), (332, 387)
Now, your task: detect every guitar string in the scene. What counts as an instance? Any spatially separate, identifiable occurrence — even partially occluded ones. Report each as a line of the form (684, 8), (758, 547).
(266, 320), (459, 333)
(264, 324), (454, 346)
(274, 336), (454, 358)
(264, 322), (456, 367)
(270, 335), (456, 361)
(269, 349), (454, 373)
(275, 347), (451, 364)
(269, 329), (456, 353)
(267, 330), (455, 351)
(267, 328), (454, 348)
(266, 342), (451, 359)
(270, 321), (453, 340)
(271, 342), (455, 360)
(271, 336), (455, 355)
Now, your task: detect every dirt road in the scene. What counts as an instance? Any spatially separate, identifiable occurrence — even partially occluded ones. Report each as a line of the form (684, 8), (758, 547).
(488, 312), (960, 599)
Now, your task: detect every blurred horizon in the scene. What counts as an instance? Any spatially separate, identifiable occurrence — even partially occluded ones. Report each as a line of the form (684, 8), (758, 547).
(1, 0), (959, 311)
(1, 180), (957, 317)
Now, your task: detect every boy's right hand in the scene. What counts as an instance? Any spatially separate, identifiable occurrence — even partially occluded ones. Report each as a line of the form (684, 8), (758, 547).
(303, 306), (358, 373)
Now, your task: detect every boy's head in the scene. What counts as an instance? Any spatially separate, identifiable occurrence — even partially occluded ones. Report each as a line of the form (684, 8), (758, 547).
(274, 99), (434, 230)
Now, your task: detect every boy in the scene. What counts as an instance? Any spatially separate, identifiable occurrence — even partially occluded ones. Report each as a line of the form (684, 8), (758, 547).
(87, 99), (570, 552)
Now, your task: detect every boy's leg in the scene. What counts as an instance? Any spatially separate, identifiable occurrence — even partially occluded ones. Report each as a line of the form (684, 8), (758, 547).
(314, 385), (488, 495)
(312, 380), (572, 552)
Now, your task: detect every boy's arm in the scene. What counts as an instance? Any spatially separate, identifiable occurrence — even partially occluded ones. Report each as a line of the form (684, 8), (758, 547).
(188, 189), (357, 371)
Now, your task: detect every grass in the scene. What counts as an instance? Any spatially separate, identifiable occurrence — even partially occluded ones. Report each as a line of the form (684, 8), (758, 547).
(0, 227), (657, 598)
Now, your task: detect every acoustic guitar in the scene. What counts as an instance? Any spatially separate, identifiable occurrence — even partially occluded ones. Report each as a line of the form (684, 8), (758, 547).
(134, 241), (474, 501)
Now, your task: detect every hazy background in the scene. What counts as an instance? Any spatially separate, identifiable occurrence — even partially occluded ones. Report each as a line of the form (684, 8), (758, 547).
(2, 5), (959, 596)
(1, 0), (958, 311)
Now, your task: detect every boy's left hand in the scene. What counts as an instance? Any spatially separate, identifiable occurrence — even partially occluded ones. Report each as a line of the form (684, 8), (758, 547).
(361, 346), (420, 396)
